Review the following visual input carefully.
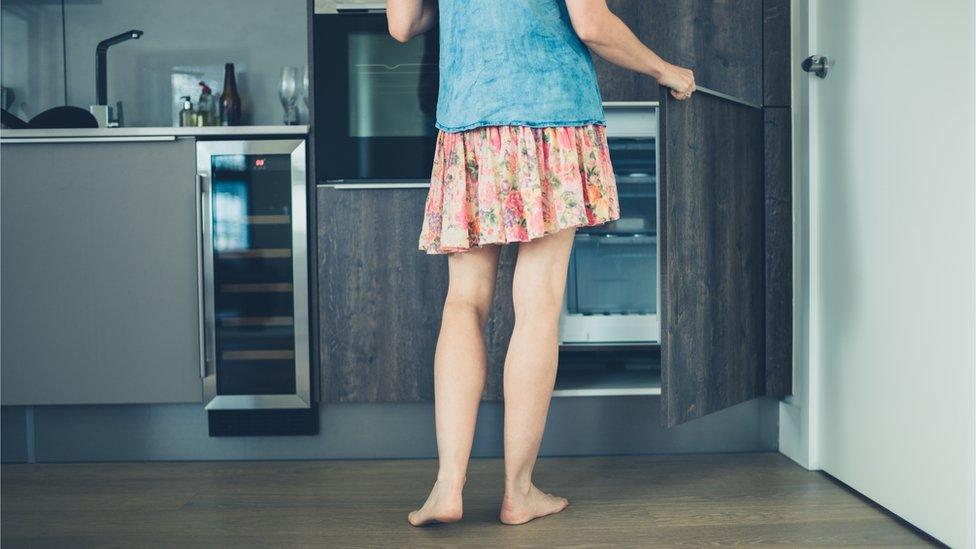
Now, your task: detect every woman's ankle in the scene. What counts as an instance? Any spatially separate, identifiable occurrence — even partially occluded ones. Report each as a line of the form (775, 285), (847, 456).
(435, 472), (467, 491)
(504, 476), (533, 497)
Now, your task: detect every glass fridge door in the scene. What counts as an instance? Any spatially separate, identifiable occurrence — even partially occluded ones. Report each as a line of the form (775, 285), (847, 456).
(198, 140), (311, 409)
(561, 106), (660, 344)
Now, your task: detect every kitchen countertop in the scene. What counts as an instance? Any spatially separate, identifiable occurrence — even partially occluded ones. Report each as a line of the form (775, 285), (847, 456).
(0, 125), (308, 141)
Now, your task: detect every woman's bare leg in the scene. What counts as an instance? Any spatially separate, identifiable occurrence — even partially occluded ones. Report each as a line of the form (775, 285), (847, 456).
(499, 228), (576, 525)
(408, 244), (501, 527)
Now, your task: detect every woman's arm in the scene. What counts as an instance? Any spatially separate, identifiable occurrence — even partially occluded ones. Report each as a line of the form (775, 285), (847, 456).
(565, 0), (695, 100)
(386, 0), (438, 43)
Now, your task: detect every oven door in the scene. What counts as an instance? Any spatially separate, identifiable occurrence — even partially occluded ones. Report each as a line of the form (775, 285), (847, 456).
(314, 13), (439, 182)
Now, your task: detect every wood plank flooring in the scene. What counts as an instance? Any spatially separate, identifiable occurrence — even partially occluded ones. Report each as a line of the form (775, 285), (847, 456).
(1, 453), (934, 548)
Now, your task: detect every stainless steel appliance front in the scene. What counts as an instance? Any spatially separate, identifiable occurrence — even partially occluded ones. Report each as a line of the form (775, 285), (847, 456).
(197, 139), (311, 409)
(559, 104), (660, 345)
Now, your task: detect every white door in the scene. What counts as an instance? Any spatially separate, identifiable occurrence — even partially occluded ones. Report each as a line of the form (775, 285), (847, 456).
(798, 0), (975, 547)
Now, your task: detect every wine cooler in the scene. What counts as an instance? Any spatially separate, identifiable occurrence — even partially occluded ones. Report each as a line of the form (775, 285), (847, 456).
(197, 140), (313, 434)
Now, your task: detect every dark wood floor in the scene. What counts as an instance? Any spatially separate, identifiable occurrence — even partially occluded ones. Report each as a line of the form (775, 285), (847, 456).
(2, 453), (932, 548)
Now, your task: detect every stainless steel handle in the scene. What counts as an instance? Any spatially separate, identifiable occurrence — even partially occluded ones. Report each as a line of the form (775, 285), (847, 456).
(603, 101), (660, 109)
(336, 2), (386, 13)
(802, 55), (833, 79)
(319, 181), (431, 189)
(196, 173), (207, 378)
(0, 136), (176, 144)
(197, 172), (216, 379)
(693, 86), (763, 110)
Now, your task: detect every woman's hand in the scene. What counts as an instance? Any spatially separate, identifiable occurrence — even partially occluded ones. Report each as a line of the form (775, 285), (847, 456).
(657, 63), (696, 100)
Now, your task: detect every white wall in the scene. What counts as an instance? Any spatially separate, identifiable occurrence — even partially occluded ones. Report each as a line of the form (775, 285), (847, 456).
(0, 1), (66, 119)
(782, 1), (976, 547)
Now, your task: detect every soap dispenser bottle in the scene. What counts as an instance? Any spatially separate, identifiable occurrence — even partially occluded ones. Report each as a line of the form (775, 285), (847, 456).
(178, 95), (195, 127)
(196, 81), (217, 126)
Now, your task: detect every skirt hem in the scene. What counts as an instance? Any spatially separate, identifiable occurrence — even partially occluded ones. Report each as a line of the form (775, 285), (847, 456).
(419, 214), (620, 255)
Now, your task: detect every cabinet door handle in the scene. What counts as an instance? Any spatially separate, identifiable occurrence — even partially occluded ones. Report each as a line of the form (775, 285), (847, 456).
(196, 172), (216, 379)
(1, 136), (177, 144)
(318, 181), (430, 190)
(801, 54), (833, 79)
(694, 86), (762, 110)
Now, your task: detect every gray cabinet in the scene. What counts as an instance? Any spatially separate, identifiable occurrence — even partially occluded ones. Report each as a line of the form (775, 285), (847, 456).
(1, 137), (203, 405)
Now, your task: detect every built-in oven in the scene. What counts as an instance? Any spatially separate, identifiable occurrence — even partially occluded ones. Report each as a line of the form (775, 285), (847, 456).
(560, 104), (659, 345)
(313, 5), (439, 182)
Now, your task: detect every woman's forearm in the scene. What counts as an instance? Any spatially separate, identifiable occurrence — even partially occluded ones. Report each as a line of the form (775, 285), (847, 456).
(565, 1), (666, 78)
(387, 0), (438, 42)
(566, 0), (695, 98)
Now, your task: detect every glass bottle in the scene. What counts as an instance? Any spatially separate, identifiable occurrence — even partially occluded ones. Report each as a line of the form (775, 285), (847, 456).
(219, 63), (242, 126)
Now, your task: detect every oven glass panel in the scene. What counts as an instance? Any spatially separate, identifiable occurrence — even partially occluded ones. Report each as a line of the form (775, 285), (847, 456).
(567, 137), (657, 316)
(348, 31), (438, 138)
(209, 153), (297, 395)
(314, 14), (439, 181)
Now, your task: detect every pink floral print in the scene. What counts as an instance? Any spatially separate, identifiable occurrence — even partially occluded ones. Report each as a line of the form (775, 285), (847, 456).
(419, 124), (619, 254)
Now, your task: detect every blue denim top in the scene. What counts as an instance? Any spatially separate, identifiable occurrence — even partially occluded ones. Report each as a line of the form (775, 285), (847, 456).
(435, 0), (605, 132)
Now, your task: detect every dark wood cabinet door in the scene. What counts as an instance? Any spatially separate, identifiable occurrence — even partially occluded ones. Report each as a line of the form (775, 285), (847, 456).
(593, 0), (763, 105)
(482, 246), (517, 401)
(316, 186), (448, 402)
(592, 1), (658, 102)
(763, 0), (792, 107)
(316, 186), (512, 402)
(763, 107), (793, 396)
(659, 88), (766, 427)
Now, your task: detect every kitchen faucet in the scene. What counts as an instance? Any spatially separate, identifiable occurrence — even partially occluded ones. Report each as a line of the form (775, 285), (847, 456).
(90, 29), (143, 127)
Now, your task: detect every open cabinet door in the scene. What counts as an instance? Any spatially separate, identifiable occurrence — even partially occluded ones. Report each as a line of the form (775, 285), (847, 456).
(659, 86), (766, 427)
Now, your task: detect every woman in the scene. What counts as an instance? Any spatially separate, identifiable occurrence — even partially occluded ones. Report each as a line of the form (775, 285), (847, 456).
(387, 0), (695, 526)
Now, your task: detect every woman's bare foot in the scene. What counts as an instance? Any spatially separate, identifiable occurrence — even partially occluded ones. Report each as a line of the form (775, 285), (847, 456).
(499, 484), (569, 525)
(407, 478), (465, 527)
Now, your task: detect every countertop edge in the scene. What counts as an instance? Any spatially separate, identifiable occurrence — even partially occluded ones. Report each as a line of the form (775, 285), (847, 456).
(0, 125), (309, 140)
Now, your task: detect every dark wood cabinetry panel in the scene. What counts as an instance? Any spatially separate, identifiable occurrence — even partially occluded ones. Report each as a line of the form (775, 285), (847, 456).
(659, 89), (766, 427)
(594, 0), (763, 104)
(592, 1), (658, 101)
(482, 246), (517, 401)
(764, 108), (793, 395)
(317, 186), (447, 402)
(763, 0), (792, 107)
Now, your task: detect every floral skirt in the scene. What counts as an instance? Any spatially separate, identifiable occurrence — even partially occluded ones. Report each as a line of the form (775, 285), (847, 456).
(418, 124), (620, 254)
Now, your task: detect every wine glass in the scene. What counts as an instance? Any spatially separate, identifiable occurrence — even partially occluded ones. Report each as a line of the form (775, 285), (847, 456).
(279, 66), (299, 125)
(301, 65), (310, 109)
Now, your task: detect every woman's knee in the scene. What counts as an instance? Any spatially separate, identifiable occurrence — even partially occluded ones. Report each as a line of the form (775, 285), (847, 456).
(443, 288), (493, 326)
(511, 280), (563, 322)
